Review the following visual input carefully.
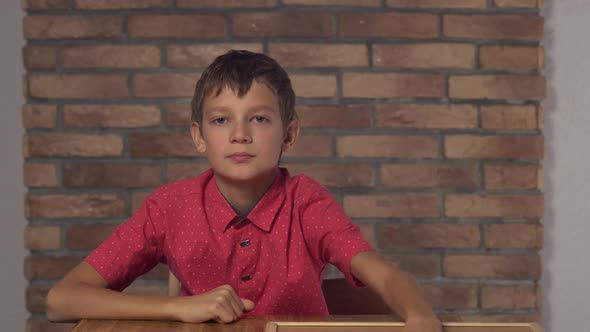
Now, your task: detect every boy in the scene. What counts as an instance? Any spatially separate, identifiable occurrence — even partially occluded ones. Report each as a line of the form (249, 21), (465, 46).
(46, 50), (442, 332)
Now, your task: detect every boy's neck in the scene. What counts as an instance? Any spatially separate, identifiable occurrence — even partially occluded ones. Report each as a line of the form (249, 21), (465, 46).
(214, 168), (279, 215)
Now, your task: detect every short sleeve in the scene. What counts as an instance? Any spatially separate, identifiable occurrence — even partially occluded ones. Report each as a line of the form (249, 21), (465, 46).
(301, 187), (374, 287)
(85, 193), (167, 291)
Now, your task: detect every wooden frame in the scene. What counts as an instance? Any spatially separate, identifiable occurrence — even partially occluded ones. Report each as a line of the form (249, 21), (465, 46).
(264, 321), (544, 332)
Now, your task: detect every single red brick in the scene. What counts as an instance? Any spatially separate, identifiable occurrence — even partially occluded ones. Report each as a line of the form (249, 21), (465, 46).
(375, 104), (477, 129)
(24, 134), (123, 157)
(444, 14), (543, 41)
(337, 135), (439, 158)
(379, 223), (480, 249)
(24, 162), (58, 187)
(480, 105), (538, 130)
(23, 15), (122, 39)
(387, 0), (487, 8)
(381, 163), (479, 189)
(233, 12), (333, 37)
(445, 194), (543, 218)
(420, 284), (478, 309)
(63, 163), (162, 188)
(339, 12), (438, 38)
(373, 43), (475, 69)
(24, 255), (82, 280)
(296, 105), (371, 129)
(537, 105), (544, 130)
(74, 0), (169, 9)
(167, 43), (263, 68)
(63, 105), (161, 128)
(26, 194), (126, 219)
(27, 285), (49, 313)
(164, 103), (192, 127)
(62, 45), (161, 68)
(290, 74), (337, 98)
(285, 0), (379, 5)
(269, 43), (368, 67)
(23, 45), (57, 69)
(24, 226), (61, 250)
(128, 15), (226, 38)
(445, 135), (544, 159)
(22, 0), (70, 9)
(283, 0), (381, 7)
(67, 223), (117, 249)
(343, 73), (445, 98)
(443, 255), (541, 279)
(449, 75), (546, 100)
(484, 223), (543, 249)
(27, 74), (129, 99)
(285, 134), (333, 157)
(286, 164), (375, 187)
(480, 46), (543, 71)
(481, 286), (539, 309)
(133, 73), (199, 98)
(177, 0), (276, 8)
(129, 132), (197, 157)
(22, 104), (56, 129)
(485, 164), (539, 190)
(494, 0), (542, 8)
(344, 194), (441, 218)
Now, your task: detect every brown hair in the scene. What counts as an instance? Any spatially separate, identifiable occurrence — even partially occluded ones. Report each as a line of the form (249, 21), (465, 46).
(191, 50), (296, 127)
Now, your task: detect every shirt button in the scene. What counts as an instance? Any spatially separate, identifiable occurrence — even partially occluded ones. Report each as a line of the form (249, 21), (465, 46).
(240, 275), (252, 282)
(239, 240), (250, 247)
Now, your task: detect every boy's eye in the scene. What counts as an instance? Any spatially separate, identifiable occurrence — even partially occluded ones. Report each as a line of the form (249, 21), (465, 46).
(253, 116), (269, 123)
(212, 117), (227, 125)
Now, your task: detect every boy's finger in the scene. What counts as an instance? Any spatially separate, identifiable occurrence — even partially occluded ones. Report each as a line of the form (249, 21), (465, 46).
(214, 302), (237, 323)
(227, 295), (244, 317)
(224, 286), (245, 314)
(241, 298), (255, 311)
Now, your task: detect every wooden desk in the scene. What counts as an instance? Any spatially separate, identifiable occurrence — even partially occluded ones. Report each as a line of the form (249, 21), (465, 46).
(71, 316), (268, 332)
(71, 316), (542, 332)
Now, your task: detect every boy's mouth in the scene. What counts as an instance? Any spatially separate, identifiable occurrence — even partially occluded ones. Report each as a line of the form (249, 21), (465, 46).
(227, 152), (255, 162)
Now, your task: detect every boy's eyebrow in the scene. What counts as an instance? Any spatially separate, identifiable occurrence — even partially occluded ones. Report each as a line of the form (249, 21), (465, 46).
(249, 105), (279, 113)
(203, 106), (230, 114)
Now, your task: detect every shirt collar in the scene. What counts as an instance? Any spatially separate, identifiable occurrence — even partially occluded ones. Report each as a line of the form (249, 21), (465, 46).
(204, 168), (288, 234)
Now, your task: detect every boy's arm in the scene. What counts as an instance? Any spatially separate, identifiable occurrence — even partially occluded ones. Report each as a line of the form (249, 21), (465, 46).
(46, 261), (178, 322)
(350, 251), (442, 332)
(46, 261), (253, 323)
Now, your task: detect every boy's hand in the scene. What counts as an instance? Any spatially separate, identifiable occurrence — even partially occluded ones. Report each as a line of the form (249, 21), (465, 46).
(403, 315), (442, 332)
(172, 284), (255, 323)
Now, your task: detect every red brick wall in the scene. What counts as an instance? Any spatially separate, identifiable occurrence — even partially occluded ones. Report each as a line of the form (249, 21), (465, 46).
(22, 0), (545, 331)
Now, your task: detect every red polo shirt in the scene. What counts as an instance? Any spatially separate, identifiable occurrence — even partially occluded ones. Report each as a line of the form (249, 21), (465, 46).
(86, 168), (374, 315)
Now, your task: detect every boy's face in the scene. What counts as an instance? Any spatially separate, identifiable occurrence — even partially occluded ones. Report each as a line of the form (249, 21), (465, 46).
(191, 80), (299, 183)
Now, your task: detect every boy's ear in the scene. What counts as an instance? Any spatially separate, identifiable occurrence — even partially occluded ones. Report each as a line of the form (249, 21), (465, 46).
(190, 122), (207, 153)
(282, 119), (300, 152)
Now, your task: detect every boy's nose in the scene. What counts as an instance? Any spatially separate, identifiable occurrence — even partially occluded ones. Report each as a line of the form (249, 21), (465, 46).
(230, 123), (252, 144)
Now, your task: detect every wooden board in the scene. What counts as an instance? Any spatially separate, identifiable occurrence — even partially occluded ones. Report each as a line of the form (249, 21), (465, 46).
(265, 321), (543, 332)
